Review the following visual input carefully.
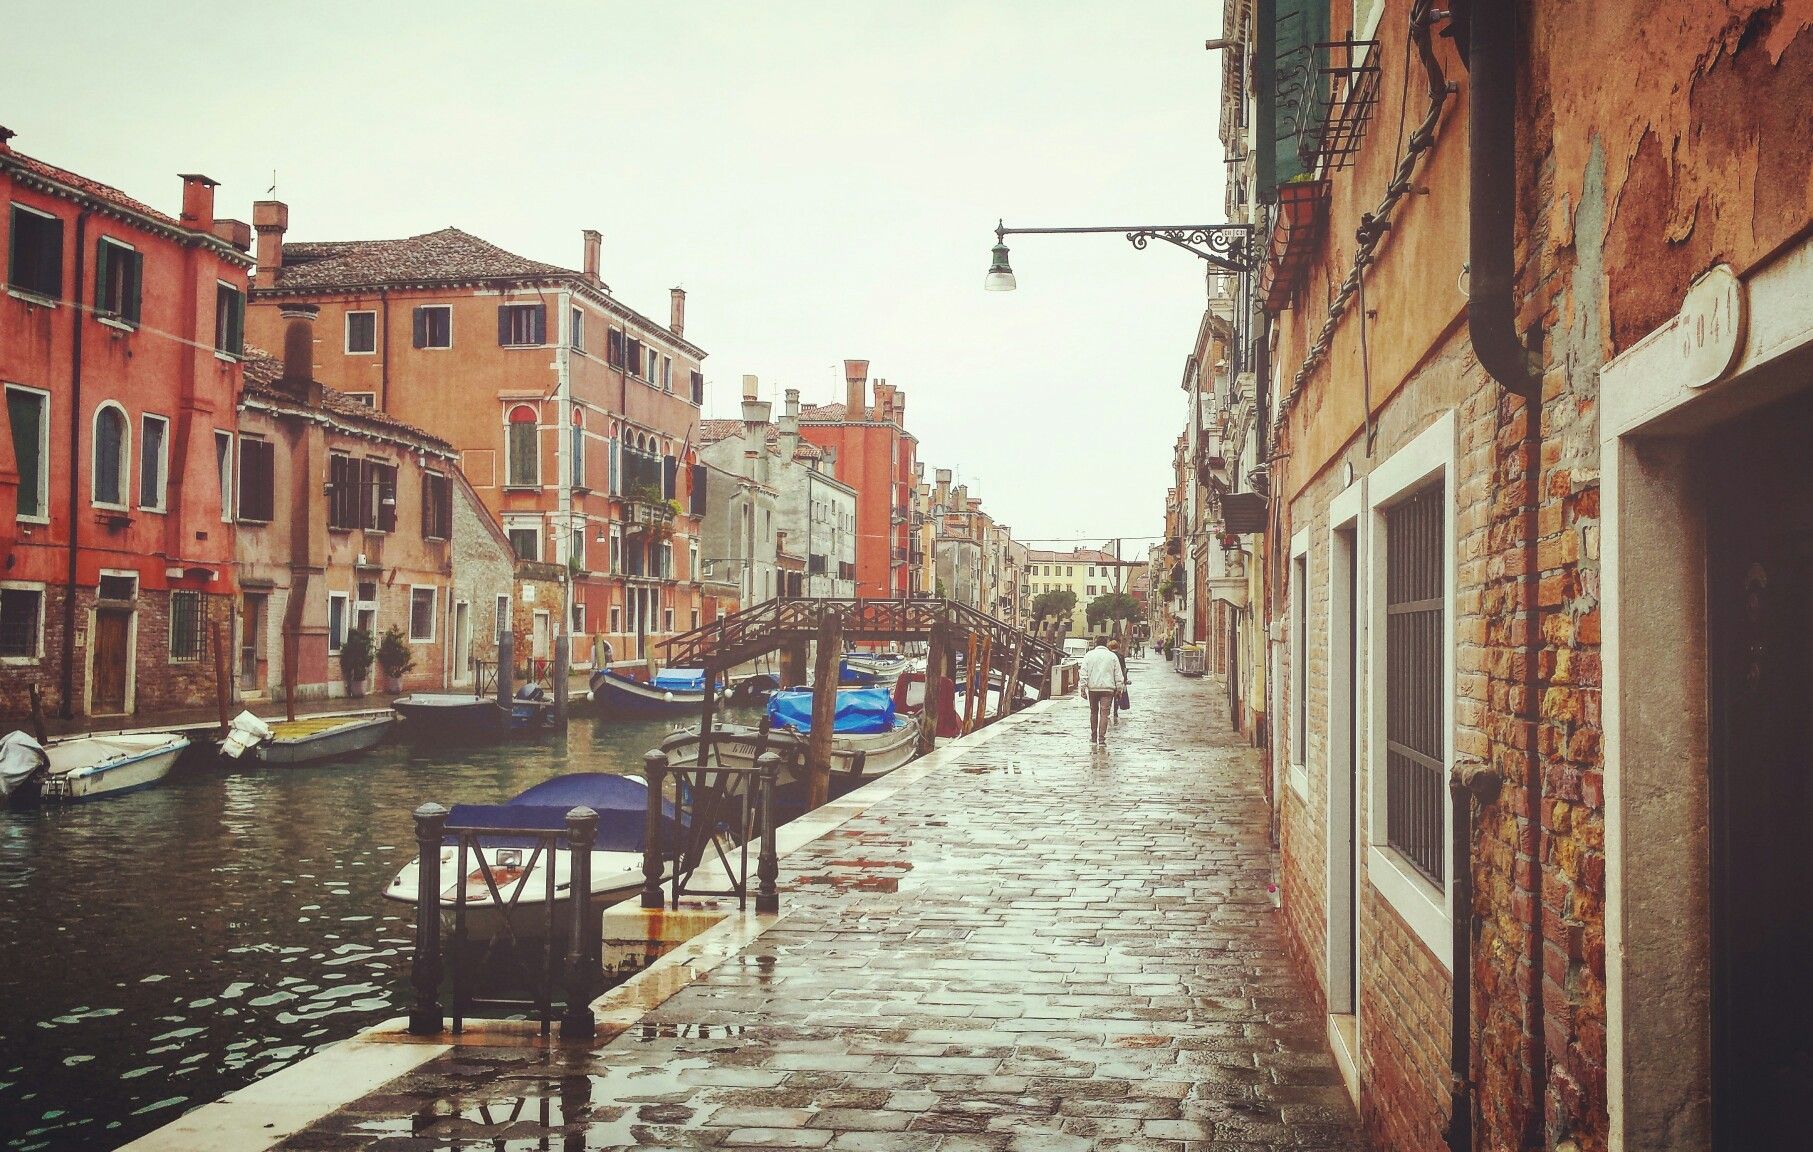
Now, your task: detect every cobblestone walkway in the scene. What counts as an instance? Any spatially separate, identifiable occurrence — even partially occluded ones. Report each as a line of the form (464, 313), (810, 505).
(281, 656), (1368, 1150)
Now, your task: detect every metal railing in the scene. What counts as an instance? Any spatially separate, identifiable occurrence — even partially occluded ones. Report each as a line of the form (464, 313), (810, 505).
(639, 749), (782, 915)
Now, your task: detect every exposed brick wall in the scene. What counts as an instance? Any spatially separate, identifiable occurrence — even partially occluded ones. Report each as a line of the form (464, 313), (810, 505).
(1360, 882), (1453, 1152)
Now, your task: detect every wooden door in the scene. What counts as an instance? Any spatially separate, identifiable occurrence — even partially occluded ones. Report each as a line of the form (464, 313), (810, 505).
(92, 608), (130, 714)
(1709, 390), (1813, 1149)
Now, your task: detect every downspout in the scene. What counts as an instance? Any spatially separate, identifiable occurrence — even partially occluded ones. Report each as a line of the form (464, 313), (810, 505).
(59, 209), (91, 719)
(1453, 1), (1542, 1150)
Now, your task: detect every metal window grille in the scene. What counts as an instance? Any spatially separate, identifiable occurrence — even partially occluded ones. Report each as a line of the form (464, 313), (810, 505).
(170, 591), (207, 663)
(0, 588), (42, 657)
(1385, 485), (1445, 883)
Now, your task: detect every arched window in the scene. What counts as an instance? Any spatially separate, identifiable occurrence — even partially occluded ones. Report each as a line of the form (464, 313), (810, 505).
(92, 403), (129, 508)
(506, 404), (539, 488)
(570, 409), (586, 488)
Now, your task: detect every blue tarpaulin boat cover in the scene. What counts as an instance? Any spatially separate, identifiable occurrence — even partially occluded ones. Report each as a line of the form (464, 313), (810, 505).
(651, 669), (708, 693)
(838, 661), (878, 685)
(767, 688), (898, 734)
(444, 772), (675, 853)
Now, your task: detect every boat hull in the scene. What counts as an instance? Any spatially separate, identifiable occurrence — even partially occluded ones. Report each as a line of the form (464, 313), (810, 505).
(384, 847), (653, 942)
(42, 734), (188, 802)
(394, 695), (508, 740)
(660, 719), (918, 793)
(589, 670), (717, 717)
(254, 715), (395, 765)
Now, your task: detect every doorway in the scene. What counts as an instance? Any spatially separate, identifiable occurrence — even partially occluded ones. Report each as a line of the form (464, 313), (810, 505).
(451, 600), (471, 685)
(91, 608), (131, 714)
(1707, 388), (1813, 1148)
(241, 593), (266, 692)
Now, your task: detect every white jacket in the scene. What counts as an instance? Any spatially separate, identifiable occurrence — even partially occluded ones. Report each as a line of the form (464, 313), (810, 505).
(1080, 647), (1125, 693)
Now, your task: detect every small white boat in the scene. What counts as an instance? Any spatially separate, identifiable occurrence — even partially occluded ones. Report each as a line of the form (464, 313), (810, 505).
(841, 652), (910, 685)
(253, 714), (394, 766)
(39, 732), (189, 802)
(588, 668), (722, 717)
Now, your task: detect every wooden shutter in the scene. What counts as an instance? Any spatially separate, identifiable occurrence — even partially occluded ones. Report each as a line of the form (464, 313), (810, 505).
(378, 463), (397, 532)
(239, 439), (274, 522)
(532, 304), (546, 344)
(626, 339), (642, 377)
(124, 250), (142, 325)
(661, 455), (677, 500)
(607, 329), (623, 367)
(357, 458), (374, 529)
(690, 370), (704, 405)
(690, 463), (707, 515)
(413, 307), (429, 348)
(93, 241), (111, 312)
(497, 304), (511, 345)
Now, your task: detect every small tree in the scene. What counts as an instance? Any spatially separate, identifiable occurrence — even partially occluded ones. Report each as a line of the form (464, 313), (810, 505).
(339, 627), (375, 690)
(1030, 589), (1076, 628)
(1086, 591), (1141, 631)
(377, 626), (415, 680)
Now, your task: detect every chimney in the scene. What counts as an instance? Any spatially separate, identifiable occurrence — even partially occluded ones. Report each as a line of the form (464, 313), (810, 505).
(582, 229), (602, 283)
(843, 359), (868, 421)
(670, 287), (686, 337)
(252, 200), (288, 289)
(892, 387), (906, 426)
(740, 375), (771, 430)
(211, 218), (252, 251)
(278, 303), (321, 404)
(778, 388), (800, 461)
(783, 387), (800, 419)
(935, 468), (951, 509)
(0, 126), (15, 154)
(179, 174), (218, 230)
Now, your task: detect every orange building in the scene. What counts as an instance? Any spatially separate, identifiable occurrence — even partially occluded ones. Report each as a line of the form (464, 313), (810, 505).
(243, 207), (708, 669)
(0, 127), (251, 719)
(797, 360), (918, 600)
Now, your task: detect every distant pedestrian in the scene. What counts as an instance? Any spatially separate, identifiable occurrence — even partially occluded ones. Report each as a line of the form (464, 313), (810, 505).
(1080, 637), (1126, 747)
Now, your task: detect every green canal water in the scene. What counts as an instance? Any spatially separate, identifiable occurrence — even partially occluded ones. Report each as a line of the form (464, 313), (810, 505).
(0, 707), (719, 1152)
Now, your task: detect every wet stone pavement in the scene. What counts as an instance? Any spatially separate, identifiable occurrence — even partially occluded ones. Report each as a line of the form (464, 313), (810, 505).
(279, 656), (1368, 1151)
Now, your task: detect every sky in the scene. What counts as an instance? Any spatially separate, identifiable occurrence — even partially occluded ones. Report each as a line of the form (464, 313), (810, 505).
(4, 1), (1226, 545)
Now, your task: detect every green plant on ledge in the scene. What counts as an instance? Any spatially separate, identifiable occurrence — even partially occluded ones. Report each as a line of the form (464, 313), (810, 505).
(377, 626), (415, 679)
(339, 627), (374, 690)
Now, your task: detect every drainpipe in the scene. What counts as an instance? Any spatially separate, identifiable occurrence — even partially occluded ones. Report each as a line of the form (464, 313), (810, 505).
(1458, 1), (1543, 1151)
(59, 209), (91, 719)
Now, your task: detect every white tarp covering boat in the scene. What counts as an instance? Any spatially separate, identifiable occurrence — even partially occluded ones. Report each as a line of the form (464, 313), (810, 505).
(1, 731), (49, 806)
(40, 732), (188, 802)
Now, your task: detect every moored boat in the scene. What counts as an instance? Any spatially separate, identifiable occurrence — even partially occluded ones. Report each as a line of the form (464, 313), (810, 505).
(841, 651), (910, 685)
(660, 686), (919, 796)
(393, 693), (510, 739)
(226, 713), (395, 766)
(383, 772), (676, 940)
(36, 731), (189, 803)
(588, 667), (721, 717)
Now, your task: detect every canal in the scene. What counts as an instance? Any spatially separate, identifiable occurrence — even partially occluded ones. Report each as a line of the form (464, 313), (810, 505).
(0, 707), (714, 1152)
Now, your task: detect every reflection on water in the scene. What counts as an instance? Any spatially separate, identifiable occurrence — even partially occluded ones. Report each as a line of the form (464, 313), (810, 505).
(0, 707), (705, 1152)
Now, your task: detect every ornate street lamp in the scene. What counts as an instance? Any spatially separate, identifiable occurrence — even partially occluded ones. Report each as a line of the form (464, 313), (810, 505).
(983, 219), (1255, 290)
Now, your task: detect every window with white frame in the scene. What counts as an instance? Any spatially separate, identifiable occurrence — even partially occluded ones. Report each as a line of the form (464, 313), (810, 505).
(139, 413), (168, 512)
(6, 385), (50, 522)
(609, 605), (621, 633)
(342, 392), (375, 407)
(610, 525), (622, 574)
(92, 403), (129, 509)
(498, 302), (546, 347)
(506, 404), (539, 487)
(0, 582), (45, 661)
(412, 304), (452, 349)
(346, 310), (377, 354)
(215, 282), (245, 356)
(169, 590), (205, 662)
(95, 237), (142, 325)
(571, 526), (585, 570)
(572, 602), (585, 634)
(507, 521), (541, 562)
(570, 411), (586, 488)
(214, 429), (233, 522)
(570, 307), (584, 352)
(663, 607), (674, 633)
(409, 587), (436, 642)
(328, 591), (349, 654)
(660, 355), (671, 392)
(8, 205), (62, 300)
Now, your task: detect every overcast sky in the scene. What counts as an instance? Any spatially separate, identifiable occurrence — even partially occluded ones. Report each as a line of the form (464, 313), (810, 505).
(6, 1), (1225, 545)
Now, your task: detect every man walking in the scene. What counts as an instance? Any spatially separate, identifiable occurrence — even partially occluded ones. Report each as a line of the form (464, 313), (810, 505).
(1080, 637), (1126, 747)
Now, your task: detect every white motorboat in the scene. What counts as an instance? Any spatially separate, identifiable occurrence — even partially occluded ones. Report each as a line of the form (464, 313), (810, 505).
(38, 731), (189, 802)
(221, 711), (395, 766)
(840, 651), (910, 685)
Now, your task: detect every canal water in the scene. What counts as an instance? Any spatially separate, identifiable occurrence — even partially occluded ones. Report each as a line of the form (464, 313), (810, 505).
(0, 707), (717, 1152)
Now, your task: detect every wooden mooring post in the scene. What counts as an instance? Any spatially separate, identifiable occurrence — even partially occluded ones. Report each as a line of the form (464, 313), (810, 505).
(920, 622), (947, 753)
(211, 621), (231, 734)
(996, 636), (1024, 723)
(806, 610), (842, 810)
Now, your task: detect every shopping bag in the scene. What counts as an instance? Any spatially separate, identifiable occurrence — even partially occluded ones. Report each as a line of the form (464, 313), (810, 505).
(1117, 688), (1131, 710)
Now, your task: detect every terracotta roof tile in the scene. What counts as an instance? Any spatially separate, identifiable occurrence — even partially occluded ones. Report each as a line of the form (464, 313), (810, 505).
(698, 418), (826, 461)
(273, 227), (572, 290)
(5, 150), (181, 227)
(240, 346), (452, 450)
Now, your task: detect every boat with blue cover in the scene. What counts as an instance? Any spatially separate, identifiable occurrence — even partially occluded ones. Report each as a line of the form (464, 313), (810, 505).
(382, 772), (677, 938)
(588, 666), (723, 717)
(659, 686), (919, 799)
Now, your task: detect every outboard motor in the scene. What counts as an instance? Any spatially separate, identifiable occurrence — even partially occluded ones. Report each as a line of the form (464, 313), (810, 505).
(0, 730), (50, 808)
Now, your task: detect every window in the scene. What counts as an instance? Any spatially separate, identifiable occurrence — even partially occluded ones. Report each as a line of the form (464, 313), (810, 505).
(689, 369), (704, 405)
(97, 573), (137, 600)
(508, 525), (540, 561)
(6, 385), (49, 521)
(572, 602), (585, 634)
(328, 453), (360, 530)
(139, 414), (168, 511)
(570, 307), (584, 351)
(691, 609), (700, 630)
(1289, 529), (1311, 797)
(570, 411), (586, 488)
(346, 311), (377, 354)
(95, 238), (142, 325)
(0, 584), (45, 660)
(609, 605), (621, 633)
(328, 592), (348, 653)
(7, 205), (62, 300)
(169, 590), (205, 662)
(645, 347), (658, 381)
(363, 460), (398, 532)
(422, 472), (452, 539)
(215, 430), (233, 522)
(1384, 485), (1445, 883)
(342, 392), (375, 407)
(689, 542), (699, 581)
(606, 328), (624, 368)
(570, 526), (585, 570)
(412, 305), (451, 349)
(409, 587), (435, 642)
(498, 302), (546, 346)
(626, 337), (643, 377)
(609, 525), (622, 574)
(660, 542), (674, 579)
(92, 403), (129, 508)
(664, 607), (674, 633)
(238, 437), (275, 522)
(214, 282), (244, 355)
(506, 405), (539, 487)
(495, 593), (510, 643)
(660, 355), (672, 392)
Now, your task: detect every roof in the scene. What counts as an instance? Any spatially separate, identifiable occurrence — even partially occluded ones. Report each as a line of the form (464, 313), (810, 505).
(697, 419), (825, 462)
(1026, 547), (1123, 565)
(240, 347), (453, 452)
(798, 402), (846, 422)
(4, 150), (180, 226)
(273, 227), (571, 291)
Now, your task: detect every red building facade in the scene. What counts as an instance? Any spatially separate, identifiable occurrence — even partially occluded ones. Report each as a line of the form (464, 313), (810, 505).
(0, 128), (251, 719)
(797, 360), (918, 600)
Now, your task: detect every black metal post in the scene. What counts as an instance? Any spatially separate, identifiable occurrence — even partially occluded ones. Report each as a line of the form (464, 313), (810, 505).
(756, 752), (781, 914)
(561, 804), (598, 1040)
(641, 750), (668, 910)
(408, 802), (448, 1036)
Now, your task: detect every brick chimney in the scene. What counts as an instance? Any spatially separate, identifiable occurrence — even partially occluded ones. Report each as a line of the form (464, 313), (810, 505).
(278, 303), (321, 404)
(253, 200), (288, 289)
(935, 468), (951, 510)
(179, 174), (218, 230)
(0, 126), (15, 154)
(670, 287), (686, 338)
(741, 374), (771, 430)
(843, 359), (868, 420)
(779, 388), (801, 461)
(582, 229), (602, 283)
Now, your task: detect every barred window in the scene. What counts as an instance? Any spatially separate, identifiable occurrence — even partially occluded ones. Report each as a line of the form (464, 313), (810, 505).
(1384, 485), (1445, 883)
(170, 590), (206, 662)
(0, 586), (44, 659)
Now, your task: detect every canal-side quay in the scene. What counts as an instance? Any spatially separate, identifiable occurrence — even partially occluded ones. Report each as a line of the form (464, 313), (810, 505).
(131, 659), (1366, 1151)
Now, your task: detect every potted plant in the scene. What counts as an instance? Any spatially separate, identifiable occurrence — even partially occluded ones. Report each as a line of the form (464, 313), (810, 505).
(376, 626), (415, 694)
(340, 626), (375, 698)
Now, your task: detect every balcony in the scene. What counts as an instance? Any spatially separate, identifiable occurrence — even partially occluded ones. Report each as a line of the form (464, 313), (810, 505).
(625, 499), (676, 538)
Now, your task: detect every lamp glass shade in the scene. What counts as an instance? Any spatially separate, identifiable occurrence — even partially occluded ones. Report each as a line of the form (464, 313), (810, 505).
(983, 242), (1017, 291)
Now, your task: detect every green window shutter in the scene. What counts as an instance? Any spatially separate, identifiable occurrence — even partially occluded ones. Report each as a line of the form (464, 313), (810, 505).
(1255, 0), (1331, 202)
(93, 241), (111, 312)
(126, 250), (143, 324)
(7, 390), (43, 518)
